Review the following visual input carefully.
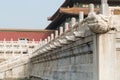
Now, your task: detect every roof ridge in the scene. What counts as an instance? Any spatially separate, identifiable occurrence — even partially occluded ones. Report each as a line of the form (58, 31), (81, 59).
(0, 28), (54, 32)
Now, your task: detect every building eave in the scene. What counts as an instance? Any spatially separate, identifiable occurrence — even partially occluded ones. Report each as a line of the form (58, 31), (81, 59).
(0, 28), (54, 32)
(60, 7), (99, 15)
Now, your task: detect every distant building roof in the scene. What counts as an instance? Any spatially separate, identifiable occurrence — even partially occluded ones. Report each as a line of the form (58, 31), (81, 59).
(60, 7), (99, 15)
(46, 0), (120, 30)
(0, 28), (54, 41)
(47, 0), (120, 21)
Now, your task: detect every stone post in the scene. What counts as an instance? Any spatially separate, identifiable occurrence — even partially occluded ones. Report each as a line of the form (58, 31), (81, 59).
(89, 4), (94, 13)
(55, 30), (58, 38)
(79, 12), (84, 22)
(3, 38), (6, 59)
(47, 36), (51, 42)
(45, 39), (48, 45)
(59, 26), (64, 35)
(51, 33), (54, 40)
(65, 22), (69, 31)
(71, 17), (76, 27)
(78, 12), (84, 30)
(93, 31), (116, 80)
(100, 0), (109, 15)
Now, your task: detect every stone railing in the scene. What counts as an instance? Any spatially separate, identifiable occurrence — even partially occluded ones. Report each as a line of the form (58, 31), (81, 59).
(29, 4), (94, 80)
(30, 3), (119, 58)
(0, 40), (39, 61)
(0, 54), (29, 72)
(29, 3), (120, 80)
(30, 13), (88, 59)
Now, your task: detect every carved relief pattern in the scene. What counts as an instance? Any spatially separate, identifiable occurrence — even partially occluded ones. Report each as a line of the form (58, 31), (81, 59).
(84, 13), (111, 33)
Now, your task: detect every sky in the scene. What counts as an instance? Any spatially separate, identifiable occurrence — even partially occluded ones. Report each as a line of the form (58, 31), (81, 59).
(0, 0), (64, 29)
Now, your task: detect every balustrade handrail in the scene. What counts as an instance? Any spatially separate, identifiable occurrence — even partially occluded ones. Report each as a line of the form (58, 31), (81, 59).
(0, 41), (40, 44)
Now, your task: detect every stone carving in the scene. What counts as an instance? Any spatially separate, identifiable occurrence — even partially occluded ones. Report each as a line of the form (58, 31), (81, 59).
(59, 38), (68, 45)
(84, 12), (112, 33)
(49, 44), (56, 49)
(65, 35), (75, 41)
(54, 41), (61, 47)
(74, 31), (85, 38)
(110, 15), (120, 31)
(46, 46), (52, 51)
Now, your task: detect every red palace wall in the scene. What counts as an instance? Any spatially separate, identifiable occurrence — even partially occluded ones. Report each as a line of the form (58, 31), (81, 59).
(0, 31), (54, 41)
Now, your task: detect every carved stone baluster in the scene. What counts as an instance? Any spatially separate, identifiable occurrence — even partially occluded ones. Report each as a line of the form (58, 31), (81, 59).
(74, 12), (85, 38)
(65, 22), (69, 32)
(89, 4), (94, 13)
(59, 26), (64, 35)
(55, 30), (58, 38)
(51, 33), (54, 41)
(65, 17), (76, 41)
(59, 26), (68, 44)
(101, 0), (109, 16)
(47, 36), (51, 43)
(54, 30), (61, 47)
(71, 17), (76, 27)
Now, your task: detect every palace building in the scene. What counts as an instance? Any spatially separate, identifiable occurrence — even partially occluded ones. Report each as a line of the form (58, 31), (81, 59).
(46, 0), (120, 30)
(0, 28), (53, 62)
